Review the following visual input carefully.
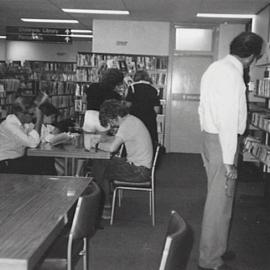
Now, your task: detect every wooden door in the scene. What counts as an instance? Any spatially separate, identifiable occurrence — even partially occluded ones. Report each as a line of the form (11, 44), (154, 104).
(166, 26), (217, 153)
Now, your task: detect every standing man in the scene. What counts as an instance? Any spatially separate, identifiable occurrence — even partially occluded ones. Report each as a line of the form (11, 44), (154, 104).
(198, 32), (264, 270)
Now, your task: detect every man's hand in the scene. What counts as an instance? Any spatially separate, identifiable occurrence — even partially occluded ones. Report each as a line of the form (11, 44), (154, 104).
(224, 164), (237, 180)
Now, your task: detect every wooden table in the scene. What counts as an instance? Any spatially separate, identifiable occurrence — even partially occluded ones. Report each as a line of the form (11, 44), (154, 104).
(0, 174), (92, 270)
(27, 143), (111, 175)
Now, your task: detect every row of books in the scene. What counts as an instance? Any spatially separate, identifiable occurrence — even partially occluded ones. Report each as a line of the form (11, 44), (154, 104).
(39, 81), (76, 96)
(30, 72), (77, 82)
(0, 62), (29, 74)
(0, 92), (16, 105)
(250, 112), (270, 132)
(50, 95), (74, 109)
(243, 136), (270, 165)
(255, 78), (270, 97)
(76, 69), (99, 83)
(0, 79), (20, 92)
(149, 71), (167, 86)
(26, 61), (76, 73)
(77, 53), (168, 71)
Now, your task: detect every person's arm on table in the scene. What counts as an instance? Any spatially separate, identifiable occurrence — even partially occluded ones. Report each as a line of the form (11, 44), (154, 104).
(96, 135), (123, 153)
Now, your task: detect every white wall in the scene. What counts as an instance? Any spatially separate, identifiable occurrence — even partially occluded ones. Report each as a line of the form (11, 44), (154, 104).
(252, 6), (270, 42)
(252, 6), (270, 65)
(217, 24), (246, 59)
(93, 19), (170, 56)
(3, 40), (91, 62)
(0, 40), (6, 60)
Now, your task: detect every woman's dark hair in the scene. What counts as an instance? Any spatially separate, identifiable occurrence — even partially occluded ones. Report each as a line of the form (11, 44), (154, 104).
(230, 32), (263, 59)
(133, 70), (152, 83)
(101, 68), (124, 89)
(99, 99), (129, 127)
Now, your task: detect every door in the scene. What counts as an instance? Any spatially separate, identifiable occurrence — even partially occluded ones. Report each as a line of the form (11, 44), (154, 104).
(167, 27), (216, 153)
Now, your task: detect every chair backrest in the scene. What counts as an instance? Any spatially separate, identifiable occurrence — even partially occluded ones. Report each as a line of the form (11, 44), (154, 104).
(159, 210), (193, 270)
(114, 143), (125, 158)
(70, 181), (101, 241)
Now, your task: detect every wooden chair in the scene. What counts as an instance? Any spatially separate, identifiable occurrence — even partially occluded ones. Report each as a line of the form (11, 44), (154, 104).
(159, 210), (193, 270)
(36, 181), (101, 270)
(110, 144), (161, 226)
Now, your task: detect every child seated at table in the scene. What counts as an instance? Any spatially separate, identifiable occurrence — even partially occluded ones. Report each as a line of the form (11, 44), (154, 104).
(41, 116), (77, 176)
(0, 96), (56, 174)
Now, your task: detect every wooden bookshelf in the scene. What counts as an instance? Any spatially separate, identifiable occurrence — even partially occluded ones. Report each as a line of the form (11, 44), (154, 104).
(76, 52), (169, 145)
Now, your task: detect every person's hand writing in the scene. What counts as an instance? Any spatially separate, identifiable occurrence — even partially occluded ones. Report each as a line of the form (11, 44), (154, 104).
(224, 164), (237, 180)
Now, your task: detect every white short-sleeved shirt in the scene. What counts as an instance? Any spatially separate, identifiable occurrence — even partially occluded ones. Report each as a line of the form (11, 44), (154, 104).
(116, 115), (153, 168)
(198, 54), (247, 164)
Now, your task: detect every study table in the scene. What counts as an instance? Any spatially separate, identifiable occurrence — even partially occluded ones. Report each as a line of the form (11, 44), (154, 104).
(27, 143), (111, 176)
(0, 174), (92, 270)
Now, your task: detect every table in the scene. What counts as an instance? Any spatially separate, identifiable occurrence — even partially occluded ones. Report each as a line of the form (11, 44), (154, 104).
(0, 174), (92, 270)
(27, 143), (111, 175)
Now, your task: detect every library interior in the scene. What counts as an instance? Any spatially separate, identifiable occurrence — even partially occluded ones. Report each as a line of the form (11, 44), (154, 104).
(0, 1), (270, 270)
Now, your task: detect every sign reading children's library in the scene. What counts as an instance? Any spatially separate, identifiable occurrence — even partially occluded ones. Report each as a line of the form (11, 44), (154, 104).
(6, 26), (72, 43)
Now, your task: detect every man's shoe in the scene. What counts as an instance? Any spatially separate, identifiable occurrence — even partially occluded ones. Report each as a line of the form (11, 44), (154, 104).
(221, 251), (236, 261)
(198, 263), (238, 270)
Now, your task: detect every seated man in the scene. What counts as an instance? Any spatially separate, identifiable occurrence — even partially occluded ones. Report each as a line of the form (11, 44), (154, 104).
(92, 99), (153, 219)
(0, 96), (55, 174)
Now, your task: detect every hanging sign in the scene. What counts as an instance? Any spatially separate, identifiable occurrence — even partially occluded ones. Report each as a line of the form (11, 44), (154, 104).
(6, 26), (72, 43)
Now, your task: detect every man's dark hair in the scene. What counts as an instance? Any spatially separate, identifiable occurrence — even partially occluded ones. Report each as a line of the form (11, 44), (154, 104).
(101, 68), (124, 89)
(12, 96), (35, 114)
(99, 99), (129, 127)
(230, 32), (263, 59)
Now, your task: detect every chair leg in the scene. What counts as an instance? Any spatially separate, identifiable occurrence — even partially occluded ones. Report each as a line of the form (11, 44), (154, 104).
(149, 191), (152, 215)
(118, 189), (123, 207)
(151, 191), (155, 226)
(83, 237), (89, 270)
(110, 188), (118, 225)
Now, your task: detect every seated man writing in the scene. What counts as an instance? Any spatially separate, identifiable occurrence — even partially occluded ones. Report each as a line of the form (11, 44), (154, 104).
(92, 99), (153, 219)
(0, 96), (55, 174)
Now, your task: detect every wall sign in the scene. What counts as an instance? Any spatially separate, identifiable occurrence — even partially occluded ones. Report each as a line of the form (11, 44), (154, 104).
(6, 26), (72, 43)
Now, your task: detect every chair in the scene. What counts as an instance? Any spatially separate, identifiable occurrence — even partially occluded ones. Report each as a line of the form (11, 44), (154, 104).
(110, 144), (161, 226)
(36, 181), (101, 270)
(159, 210), (193, 270)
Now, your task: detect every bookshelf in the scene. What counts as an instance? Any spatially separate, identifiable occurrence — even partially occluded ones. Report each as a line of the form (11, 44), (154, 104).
(243, 63), (270, 199)
(76, 52), (168, 145)
(0, 61), (77, 121)
(0, 62), (32, 119)
(26, 61), (77, 120)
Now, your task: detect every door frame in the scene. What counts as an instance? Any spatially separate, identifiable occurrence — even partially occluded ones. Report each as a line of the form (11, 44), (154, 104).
(164, 23), (219, 152)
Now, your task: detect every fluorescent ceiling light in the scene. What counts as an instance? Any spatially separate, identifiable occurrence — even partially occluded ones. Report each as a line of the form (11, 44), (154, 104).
(70, 34), (93, 38)
(71, 29), (92, 33)
(197, 13), (255, 19)
(21, 18), (79, 23)
(62, 8), (130, 15)
(0, 35), (6, 39)
(57, 34), (93, 38)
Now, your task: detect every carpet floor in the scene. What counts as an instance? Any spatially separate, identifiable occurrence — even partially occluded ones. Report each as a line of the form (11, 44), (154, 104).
(82, 153), (270, 270)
